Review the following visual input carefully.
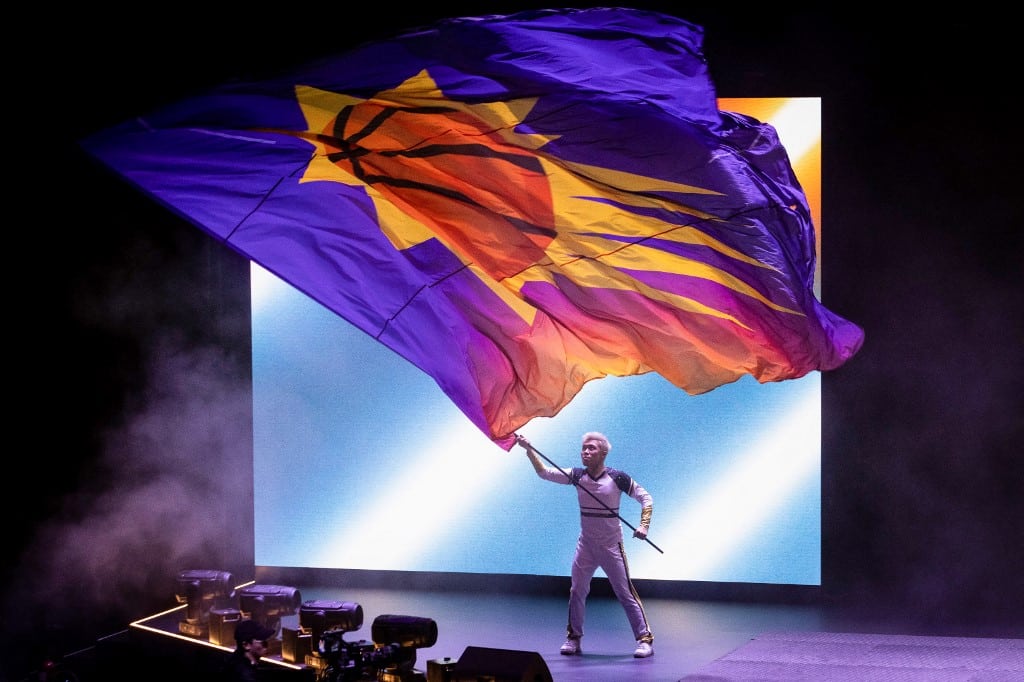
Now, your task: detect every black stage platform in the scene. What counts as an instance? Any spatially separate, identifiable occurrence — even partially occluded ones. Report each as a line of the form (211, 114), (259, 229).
(126, 603), (315, 680)
(105, 596), (550, 682)
(47, 579), (1019, 682)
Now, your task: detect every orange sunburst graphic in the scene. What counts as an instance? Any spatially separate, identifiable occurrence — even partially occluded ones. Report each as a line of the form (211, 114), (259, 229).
(293, 71), (559, 281)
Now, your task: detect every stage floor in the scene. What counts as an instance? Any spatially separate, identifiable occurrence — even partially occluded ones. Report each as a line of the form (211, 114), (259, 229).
(116, 581), (1021, 682)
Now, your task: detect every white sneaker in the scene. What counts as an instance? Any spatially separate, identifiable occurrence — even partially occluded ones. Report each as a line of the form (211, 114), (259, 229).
(560, 638), (581, 655)
(634, 640), (653, 658)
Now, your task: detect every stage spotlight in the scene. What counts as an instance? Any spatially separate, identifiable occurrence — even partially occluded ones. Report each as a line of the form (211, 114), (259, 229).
(238, 583), (302, 639)
(371, 614), (438, 682)
(296, 599), (364, 671)
(305, 609), (438, 682)
(174, 569), (236, 638)
(371, 614), (438, 649)
(300, 599), (364, 642)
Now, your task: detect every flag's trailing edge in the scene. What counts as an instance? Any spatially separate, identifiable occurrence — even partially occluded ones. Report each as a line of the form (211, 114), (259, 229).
(82, 7), (864, 450)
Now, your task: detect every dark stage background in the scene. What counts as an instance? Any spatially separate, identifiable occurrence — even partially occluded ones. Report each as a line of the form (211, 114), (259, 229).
(6, 4), (1021, 680)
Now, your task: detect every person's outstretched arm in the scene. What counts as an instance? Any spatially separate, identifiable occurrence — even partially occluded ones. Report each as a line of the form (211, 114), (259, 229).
(516, 435), (572, 484)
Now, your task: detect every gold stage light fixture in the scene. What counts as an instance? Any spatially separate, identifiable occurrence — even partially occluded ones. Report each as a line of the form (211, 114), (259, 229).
(174, 569), (236, 638)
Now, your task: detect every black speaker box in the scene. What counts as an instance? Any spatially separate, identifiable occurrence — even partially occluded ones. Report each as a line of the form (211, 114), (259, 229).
(451, 646), (553, 682)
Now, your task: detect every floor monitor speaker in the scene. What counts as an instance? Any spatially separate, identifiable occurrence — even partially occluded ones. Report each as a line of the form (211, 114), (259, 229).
(450, 645), (553, 682)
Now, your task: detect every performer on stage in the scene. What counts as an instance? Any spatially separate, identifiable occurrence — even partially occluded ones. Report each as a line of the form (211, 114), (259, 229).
(515, 431), (655, 658)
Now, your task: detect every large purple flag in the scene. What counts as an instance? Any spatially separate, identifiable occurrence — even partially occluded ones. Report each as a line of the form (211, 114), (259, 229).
(82, 7), (864, 449)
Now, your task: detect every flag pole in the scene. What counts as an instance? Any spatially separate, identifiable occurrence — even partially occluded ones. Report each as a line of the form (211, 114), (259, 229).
(514, 435), (664, 554)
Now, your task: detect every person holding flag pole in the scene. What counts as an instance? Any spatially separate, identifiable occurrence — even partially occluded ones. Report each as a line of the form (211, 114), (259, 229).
(514, 432), (656, 658)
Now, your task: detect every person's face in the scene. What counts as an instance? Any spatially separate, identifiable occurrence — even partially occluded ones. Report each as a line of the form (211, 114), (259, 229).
(246, 638), (268, 660)
(581, 439), (605, 468)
